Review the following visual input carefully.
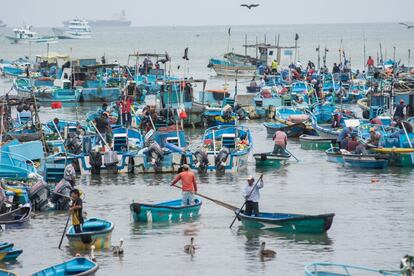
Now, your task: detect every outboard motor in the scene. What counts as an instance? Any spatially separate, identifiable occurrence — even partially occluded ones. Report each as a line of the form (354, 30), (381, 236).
(50, 179), (72, 210)
(0, 186), (6, 213)
(147, 141), (164, 172)
(29, 179), (51, 211)
(234, 105), (247, 120)
(194, 150), (209, 173)
(66, 135), (82, 155)
(89, 151), (102, 175)
(104, 150), (119, 174)
(215, 147), (230, 172)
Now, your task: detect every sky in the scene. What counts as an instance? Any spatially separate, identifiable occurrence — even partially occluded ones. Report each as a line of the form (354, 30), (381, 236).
(1, 0), (414, 27)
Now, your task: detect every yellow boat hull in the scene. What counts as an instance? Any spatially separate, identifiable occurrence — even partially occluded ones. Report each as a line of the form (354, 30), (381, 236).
(373, 148), (414, 154)
(67, 233), (112, 250)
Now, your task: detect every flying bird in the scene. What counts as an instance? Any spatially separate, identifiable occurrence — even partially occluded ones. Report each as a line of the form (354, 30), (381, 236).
(182, 47), (189, 61)
(398, 22), (414, 29)
(240, 4), (260, 9)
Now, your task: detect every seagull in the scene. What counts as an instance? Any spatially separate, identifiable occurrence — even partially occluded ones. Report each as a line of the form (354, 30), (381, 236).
(398, 22), (414, 29)
(240, 4), (260, 9)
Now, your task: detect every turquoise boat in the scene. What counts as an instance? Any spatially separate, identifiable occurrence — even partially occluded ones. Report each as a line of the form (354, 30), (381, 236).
(253, 152), (290, 167)
(342, 153), (389, 169)
(32, 257), (98, 276)
(236, 210), (335, 233)
(66, 217), (114, 250)
(299, 134), (335, 151)
(0, 246), (23, 261)
(325, 147), (343, 163)
(130, 198), (202, 223)
(0, 269), (18, 276)
(304, 262), (403, 275)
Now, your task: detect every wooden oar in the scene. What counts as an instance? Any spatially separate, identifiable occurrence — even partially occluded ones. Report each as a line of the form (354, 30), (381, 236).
(284, 148), (299, 162)
(229, 174), (263, 228)
(58, 213), (71, 249)
(171, 184), (238, 211)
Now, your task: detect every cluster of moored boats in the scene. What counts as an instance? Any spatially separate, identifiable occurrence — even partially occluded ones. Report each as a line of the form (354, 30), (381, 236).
(0, 41), (414, 274)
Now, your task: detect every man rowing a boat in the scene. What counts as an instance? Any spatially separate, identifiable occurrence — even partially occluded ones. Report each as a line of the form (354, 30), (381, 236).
(272, 130), (288, 155)
(170, 164), (198, 206)
(69, 189), (83, 233)
(243, 175), (264, 217)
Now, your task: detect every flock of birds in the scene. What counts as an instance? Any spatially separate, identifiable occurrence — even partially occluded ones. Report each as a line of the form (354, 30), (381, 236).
(80, 237), (275, 262)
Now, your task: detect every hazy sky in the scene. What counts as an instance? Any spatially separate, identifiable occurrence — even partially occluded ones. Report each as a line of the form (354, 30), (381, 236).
(1, 0), (413, 27)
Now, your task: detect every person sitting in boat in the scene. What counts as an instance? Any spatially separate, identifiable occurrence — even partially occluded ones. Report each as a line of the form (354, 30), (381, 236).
(272, 130), (288, 155)
(170, 164), (198, 206)
(125, 80), (137, 99)
(338, 126), (353, 149)
(346, 134), (359, 152)
(331, 113), (341, 128)
(52, 118), (62, 133)
(354, 143), (368, 155)
(69, 189), (83, 233)
(367, 127), (381, 147)
(250, 77), (257, 87)
(242, 175), (264, 217)
(64, 159), (77, 187)
(393, 99), (407, 121)
(98, 103), (108, 116)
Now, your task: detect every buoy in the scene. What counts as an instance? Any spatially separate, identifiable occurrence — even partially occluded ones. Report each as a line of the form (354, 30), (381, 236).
(51, 102), (62, 109)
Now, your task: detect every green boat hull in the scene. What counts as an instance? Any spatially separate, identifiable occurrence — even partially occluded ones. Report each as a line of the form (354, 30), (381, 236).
(130, 199), (202, 222)
(253, 153), (290, 167)
(237, 211), (335, 234)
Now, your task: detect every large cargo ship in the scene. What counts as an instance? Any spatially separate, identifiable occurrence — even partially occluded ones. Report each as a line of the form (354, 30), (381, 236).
(0, 20), (7, 28)
(63, 11), (131, 28)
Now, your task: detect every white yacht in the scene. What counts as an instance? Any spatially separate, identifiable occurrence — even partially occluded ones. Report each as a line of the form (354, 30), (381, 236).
(6, 25), (58, 44)
(53, 19), (91, 39)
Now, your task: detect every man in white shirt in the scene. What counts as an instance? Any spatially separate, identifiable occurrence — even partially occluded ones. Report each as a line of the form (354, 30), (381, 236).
(242, 175), (264, 216)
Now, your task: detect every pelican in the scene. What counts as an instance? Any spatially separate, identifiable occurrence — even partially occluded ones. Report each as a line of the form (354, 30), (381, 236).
(240, 4), (260, 9)
(112, 238), (124, 256)
(259, 242), (276, 259)
(184, 237), (195, 255)
(90, 245), (96, 262)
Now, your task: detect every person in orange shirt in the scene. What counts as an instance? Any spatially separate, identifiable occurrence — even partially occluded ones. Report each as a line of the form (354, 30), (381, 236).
(272, 130), (288, 155)
(170, 164), (198, 205)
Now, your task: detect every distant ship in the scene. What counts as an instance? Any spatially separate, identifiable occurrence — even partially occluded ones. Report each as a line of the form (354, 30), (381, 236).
(63, 10), (131, 28)
(0, 20), (7, 28)
(53, 19), (91, 39)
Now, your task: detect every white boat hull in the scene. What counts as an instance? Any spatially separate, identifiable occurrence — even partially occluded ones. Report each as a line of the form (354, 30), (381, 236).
(52, 28), (91, 39)
(211, 64), (257, 78)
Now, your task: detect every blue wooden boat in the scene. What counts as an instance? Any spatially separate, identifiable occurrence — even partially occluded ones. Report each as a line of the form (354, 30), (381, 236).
(130, 198), (202, 222)
(0, 243), (13, 252)
(32, 257), (98, 276)
(252, 89), (283, 118)
(187, 125), (252, 173)
(0, 205), (31, 227)
(0, 246), (23, 261)
(236, 210), (335, 233)
(325, 147), (343, 163)
(263, 122), (305, 137)
(304, 262), (403, 276)
(0, 269), (18, 276)
(311, 103), (336, 123)
(66, 217), (114, 250)
(342, 153), (389, 169)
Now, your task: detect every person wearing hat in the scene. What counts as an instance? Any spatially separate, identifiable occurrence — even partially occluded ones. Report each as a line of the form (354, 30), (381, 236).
(242, 175), (264, 217)
(367, 127), (381, 147)
(94, 112), (111, 147)
(170, 164), (198, 206)
(393, 99), (407, 121)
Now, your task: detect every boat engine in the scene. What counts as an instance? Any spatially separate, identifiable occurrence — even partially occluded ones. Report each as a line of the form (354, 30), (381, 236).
(215, 147), (230, 172)
(50, 179), (72, 210)
(194, 150), (209, 173)
(66, 134), (82, 155)
(234, 105), (247, 120)
(146, 142), (164, 172)
(89, 151), (102, 175)
(104, 150), (119, 174)
(29, 179), (51, 211)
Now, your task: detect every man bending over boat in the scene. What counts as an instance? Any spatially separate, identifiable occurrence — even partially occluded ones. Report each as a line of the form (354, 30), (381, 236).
(69, 189), (83, 233)
(170, 164), (198, 206)
(243, 175), (264, 217)
(272, 130), (288, 155)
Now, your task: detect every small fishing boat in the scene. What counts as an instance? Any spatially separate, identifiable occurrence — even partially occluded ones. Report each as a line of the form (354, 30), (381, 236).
(0, 269), (18, 276)
(263, 122), (305, 137)
(246, 85), (261, 93)
(236, 210), (335, 233)
(253, 152), (290, 167)
(325, 147), (343, 163)
(66, 217), (114, 250)
(0, 205), (31, 226)
(299, 134), (336, 151)
(304, 262), (403, 276)
(208, 58), (257, 77)
(0, 243), (14, 252)
(32, 257), (98, 276)
(130, 198), (202, 223)
(0, 246), (23, 261)
(342, 152), (389, 169)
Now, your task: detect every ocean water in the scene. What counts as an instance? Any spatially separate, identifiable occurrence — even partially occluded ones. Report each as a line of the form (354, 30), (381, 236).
(0, 24), (413, 275)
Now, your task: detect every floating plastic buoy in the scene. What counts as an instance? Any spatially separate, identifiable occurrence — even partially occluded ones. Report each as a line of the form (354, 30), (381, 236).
(51, 102), (62, 109)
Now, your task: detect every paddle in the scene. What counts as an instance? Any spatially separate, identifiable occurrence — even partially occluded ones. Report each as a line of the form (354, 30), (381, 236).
(284, 148), (300, 162)
(229, 174), (263, 229)
(171, 184), (238, 211)
(58, 213), (71, 249)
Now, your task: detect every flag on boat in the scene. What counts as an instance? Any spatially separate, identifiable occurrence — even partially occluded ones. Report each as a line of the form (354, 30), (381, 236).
(295, 33), (299, 41)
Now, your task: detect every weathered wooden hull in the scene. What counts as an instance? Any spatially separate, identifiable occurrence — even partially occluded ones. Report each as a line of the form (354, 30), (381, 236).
(237, 211), (335, 234)
(66, 218), (113, 250)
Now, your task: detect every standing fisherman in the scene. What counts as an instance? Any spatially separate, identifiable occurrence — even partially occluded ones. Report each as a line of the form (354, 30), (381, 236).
(69, 189), (83, 233)
(272, 130), (288, 155)
(242, 175), (264, 217)
(170, 164), (198, 206)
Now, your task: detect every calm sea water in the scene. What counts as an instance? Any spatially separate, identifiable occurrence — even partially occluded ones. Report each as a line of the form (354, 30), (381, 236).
(0, 24), (413, 275)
